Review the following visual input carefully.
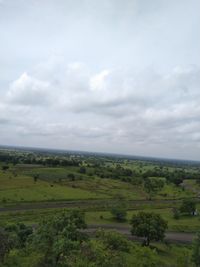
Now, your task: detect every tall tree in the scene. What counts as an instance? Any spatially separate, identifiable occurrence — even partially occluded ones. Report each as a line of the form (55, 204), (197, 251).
(180, 199), (196, 216)
(143, 177), (165, 199)
(130, 212), (168, 246)
(32, 209), (87, 266)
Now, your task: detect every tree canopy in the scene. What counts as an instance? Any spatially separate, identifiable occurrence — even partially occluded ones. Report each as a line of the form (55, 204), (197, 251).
(180, 199), (196, 216)
(130, 212), (168, 246)
(143, 177), (165, 199)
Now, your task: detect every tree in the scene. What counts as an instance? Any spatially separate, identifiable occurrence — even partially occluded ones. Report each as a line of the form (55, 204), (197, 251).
(68, 173), (75, 181)
(79, 166), (86, 174)
(72, 239), (127, 267)
(0, 229), (12, 263)
(131, 245), (161, 267)
(33, 174), (39, 183)
(5, 223), (33, 248)
(143, 177), (165, 199)
(192, 232), (200, 267)
(95, 229), (130, 252)
(31, 209), (87, 266)
(172, 207), (180, 220)
(2, 165), (9, 171)
(111, 204), (127, 222)
(130, 212), (168, 246)
(71, 230), (130, 267)
(180, 199), (196, 216)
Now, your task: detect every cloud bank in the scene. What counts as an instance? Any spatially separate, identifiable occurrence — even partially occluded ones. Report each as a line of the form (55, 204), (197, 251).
(0, 0), (199, 160)
(1, 59), (200, 160)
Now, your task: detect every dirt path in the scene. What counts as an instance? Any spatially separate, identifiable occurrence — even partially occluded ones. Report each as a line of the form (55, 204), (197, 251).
(1, 198), (197, 212)
(0, 200), (197, 243)
(86, 224), (196, 244)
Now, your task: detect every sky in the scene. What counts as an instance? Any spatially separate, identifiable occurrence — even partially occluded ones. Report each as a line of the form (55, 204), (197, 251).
(0, 0), (200, 160)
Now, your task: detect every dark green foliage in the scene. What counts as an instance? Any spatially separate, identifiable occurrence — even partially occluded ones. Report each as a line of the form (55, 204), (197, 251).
(95, 229), (130, 252)
(31, 209), (87, 266)
(111, 205), (127, 222)
(173, 177), (183, 186)
(70, 239), (127, 267)
(130, 212), (168, 246)
(130, 245), (161, 267)
(33, 174), (39, 183)
(79, 166), (86, 174)
(67, 173), (75, 181)
(180, 199), (196, 216)
(1, 165), (9, 171)
(4, 223), (33, 248)
(172, 208), (180, 220)
(0, 229), (12, 263)
(143, 177), (165, 199)
(192, 232), (200, 267)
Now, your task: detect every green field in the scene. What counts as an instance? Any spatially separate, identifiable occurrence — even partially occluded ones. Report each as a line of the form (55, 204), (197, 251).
(0, 170), (108, 203)
(0, 165), (196, 205)
(86, 207), (200, 232)
(1, 203), (200, 232)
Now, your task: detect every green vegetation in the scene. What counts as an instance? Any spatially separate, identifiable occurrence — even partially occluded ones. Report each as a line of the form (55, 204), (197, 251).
(111, 203), (127, 222)
(0, 209), (197, 267)
(180, 199), (197, 216)
(144, 177), (165, 199)
(0, 170), (108, 203)
(0, 148), (200, 266)
(130, 212), (168, 246)
(192, 232), (200, 266)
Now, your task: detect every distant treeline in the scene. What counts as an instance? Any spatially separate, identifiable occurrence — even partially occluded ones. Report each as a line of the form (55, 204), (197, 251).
(1, 150), (200, 186)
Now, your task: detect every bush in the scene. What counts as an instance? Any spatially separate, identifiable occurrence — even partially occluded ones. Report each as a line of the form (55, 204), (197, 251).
(111, 205), (127, 222)
(180, 199), (196, 216)
(172, 208), (180, 219)
(95, 229), (130, 252)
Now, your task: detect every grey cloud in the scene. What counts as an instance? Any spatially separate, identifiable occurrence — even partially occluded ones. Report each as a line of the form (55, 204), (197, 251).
(0, 0), (200, 160)
(0, 118), (10, 125)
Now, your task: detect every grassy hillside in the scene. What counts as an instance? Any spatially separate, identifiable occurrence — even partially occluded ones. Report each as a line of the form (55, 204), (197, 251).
(0, 170), (108, 203)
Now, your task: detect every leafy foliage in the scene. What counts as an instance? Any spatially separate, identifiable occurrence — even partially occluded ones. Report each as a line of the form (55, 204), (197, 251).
(192, 232), (200, 267)
(111, 204), (127, 221)
(0, 229), (12, 263)
(143, 177), (165, 199)
(4, 223), (33, 248)
(31, 209), (87, 266)
(180, 199), (196, 216)
(130, 212), (168, 246)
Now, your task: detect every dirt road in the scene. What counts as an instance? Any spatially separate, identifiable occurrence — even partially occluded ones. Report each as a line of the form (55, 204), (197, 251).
(0, 198), (193, 212)
(86, 224), (196, 244)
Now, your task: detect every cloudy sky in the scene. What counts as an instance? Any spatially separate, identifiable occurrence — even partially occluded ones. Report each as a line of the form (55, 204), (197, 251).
(0, 0), (200, 160)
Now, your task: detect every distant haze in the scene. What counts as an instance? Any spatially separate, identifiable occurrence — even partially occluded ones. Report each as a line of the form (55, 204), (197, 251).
(0, 0), (200, 160)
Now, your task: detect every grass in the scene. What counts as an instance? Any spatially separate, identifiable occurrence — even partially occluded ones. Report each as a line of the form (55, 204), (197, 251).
(86, 206), (200, 232)
(156, 183), (195, 199)
(0, 165), (197, 205)
(1, 204), (200, 232)
(0, 170), (107, 203)
(65, 177), (145, 199)
(20, 166), (82, 181)
(0, 161), (199, 233)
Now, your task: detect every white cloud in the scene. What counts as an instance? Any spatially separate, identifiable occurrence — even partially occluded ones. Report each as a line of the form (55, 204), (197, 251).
(1, 59), (200, 160)
(7, 72), (51, 106)
(0, 0), (200, 160)
(90, 70), (111, 91)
